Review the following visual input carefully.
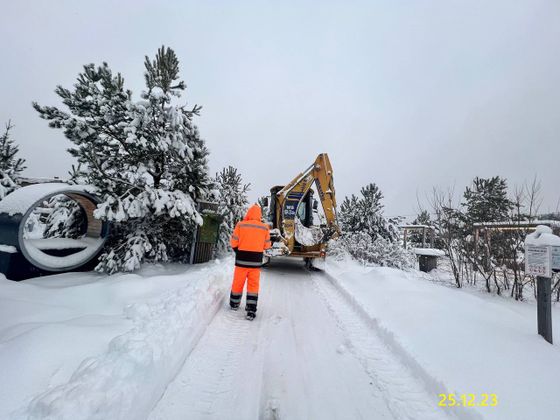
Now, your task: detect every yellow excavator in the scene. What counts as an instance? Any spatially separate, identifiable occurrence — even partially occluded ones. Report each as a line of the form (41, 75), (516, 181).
(262, 153), (340, 267)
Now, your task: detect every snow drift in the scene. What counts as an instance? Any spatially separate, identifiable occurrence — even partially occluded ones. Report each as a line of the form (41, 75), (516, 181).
(3, 261), (230, 420)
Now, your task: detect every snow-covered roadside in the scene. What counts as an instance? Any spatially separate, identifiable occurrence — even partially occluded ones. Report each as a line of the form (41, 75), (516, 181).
(1, 259), (231, 420)
(325, 257), (560, 420)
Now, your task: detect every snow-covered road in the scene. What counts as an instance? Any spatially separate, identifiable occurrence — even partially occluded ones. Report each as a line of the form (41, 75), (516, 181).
(6, 258), (557, 419)
(149, 259), (447, 420)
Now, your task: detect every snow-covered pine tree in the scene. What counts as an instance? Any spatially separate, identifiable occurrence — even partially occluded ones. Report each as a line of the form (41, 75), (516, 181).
(339, 194), (360, 234)
(33, 46), (214, 273)
(335, 183), (412, 268)
(413, 209), (431, 227)
(463, 176), (513, 224)
(460, 176), (514, 281)
(34, 62), (132, 196)
(215, 166), (250, 254)
(0, 121), (26, 199)
(339, 183), (398, 242)
(408, 209), (433, 247)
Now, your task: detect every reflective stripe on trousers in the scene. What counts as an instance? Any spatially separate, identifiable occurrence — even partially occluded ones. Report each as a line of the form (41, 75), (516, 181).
(230, 291), (242, 307)
(230, 266), (260, 312)
(246, 293), (258, 313)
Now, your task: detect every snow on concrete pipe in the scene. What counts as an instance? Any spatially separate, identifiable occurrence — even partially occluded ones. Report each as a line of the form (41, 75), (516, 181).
(0, 183), (109, 280)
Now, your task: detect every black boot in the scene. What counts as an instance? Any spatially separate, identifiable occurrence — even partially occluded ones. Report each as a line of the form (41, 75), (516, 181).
(246, 311), (256, 321)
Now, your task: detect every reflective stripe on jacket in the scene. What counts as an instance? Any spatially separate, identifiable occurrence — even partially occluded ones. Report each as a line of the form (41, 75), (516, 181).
(230, 204), (271, 268)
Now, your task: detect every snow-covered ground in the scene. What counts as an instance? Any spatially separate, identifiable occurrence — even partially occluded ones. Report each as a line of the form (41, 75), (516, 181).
(0, 261), (229, 420)
(325, 256), (560, 420)
(2, 256), (559, 419)
(149, 258), (443, 420)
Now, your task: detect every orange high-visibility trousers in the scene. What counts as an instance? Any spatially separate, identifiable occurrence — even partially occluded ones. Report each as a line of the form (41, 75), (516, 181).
(230, 266), (260, 312)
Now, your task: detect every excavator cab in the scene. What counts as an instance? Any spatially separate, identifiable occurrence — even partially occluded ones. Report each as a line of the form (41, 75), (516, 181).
(267, 187), (314, 228)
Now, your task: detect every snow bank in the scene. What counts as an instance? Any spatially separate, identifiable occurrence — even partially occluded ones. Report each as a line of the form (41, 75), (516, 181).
(2, 260), (230, 420)
(0, 244), (17, 253)
(26, 238), (93, 250)
(24, 237), (104, 270)
(411, 248), (445, 257)
(0, 183), (96, 216)
(525, 225), (560, 247)
(325, 258), (560, 420)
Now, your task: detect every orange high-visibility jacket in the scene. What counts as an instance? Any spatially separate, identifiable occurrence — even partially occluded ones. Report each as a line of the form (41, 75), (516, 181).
(230, 204), (271, 268)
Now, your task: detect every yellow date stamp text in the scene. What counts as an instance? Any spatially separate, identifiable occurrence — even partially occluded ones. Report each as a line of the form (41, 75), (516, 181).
(438, 393), (498, 408)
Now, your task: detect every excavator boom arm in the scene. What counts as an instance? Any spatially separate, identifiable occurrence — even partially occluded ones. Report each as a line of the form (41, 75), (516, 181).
(275, 153), (340, 254)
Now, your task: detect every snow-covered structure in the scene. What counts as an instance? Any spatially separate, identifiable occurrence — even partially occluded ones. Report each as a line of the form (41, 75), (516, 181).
(0, 184), (109, 279)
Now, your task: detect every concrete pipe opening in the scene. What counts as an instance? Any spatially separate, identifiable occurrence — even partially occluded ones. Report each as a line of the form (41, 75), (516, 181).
(0, 184), (109, 273)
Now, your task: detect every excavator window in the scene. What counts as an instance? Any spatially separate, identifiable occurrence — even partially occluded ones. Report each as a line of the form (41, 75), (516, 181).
(296, 201), (306, 224)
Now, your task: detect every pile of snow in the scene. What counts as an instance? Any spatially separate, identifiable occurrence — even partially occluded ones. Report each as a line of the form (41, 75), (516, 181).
(0, 244), (17, 253)
(0, 183), (96, 216)
(23, 237), (104, 269)
(26, 238), (92, 250)
(294, 218), (323, 246)
(525, 225), (560, 247)
(325, 258), (560, 420)
(411, 248), (445, 257)
(1, 260), (230, 420)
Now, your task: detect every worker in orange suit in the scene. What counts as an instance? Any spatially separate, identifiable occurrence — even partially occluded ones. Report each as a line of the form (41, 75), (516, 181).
(230, 203), (271, 320)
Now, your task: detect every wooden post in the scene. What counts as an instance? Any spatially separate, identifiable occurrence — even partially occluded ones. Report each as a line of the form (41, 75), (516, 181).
(430, 228), (435, 248)
(484, 228), (491, 271)
(474, 228), (479, 256)
(403, 228), (408, 249)
(422, 228), (426, 248)
(537, 276), (553, 344)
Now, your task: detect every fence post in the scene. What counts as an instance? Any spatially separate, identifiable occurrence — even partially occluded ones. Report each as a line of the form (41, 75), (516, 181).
(537, 276), (553, 344)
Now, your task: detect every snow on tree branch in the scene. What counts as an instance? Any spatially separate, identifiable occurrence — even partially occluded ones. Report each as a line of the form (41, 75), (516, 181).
(33, 47), (214, 273)
(0, 121), (26, 200)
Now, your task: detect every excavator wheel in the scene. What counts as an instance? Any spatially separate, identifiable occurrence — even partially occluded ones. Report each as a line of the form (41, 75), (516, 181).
(304, 258), (321, 271)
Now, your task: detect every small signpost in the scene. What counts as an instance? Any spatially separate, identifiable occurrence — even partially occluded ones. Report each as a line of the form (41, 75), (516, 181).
(525, 226), (560, 345)
(525, 245), (552, 277)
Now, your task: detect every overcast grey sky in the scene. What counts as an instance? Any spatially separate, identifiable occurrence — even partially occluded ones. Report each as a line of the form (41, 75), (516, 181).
(1, 0), (559, 217)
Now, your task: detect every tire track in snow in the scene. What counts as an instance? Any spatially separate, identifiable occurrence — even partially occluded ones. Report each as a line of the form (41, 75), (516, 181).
(257, 270), (309, 420)
(256, 264), (394, 420)
(149, 303), (256, 420)
(310, 271), (462, 420)
(154, 262), (468, 420)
